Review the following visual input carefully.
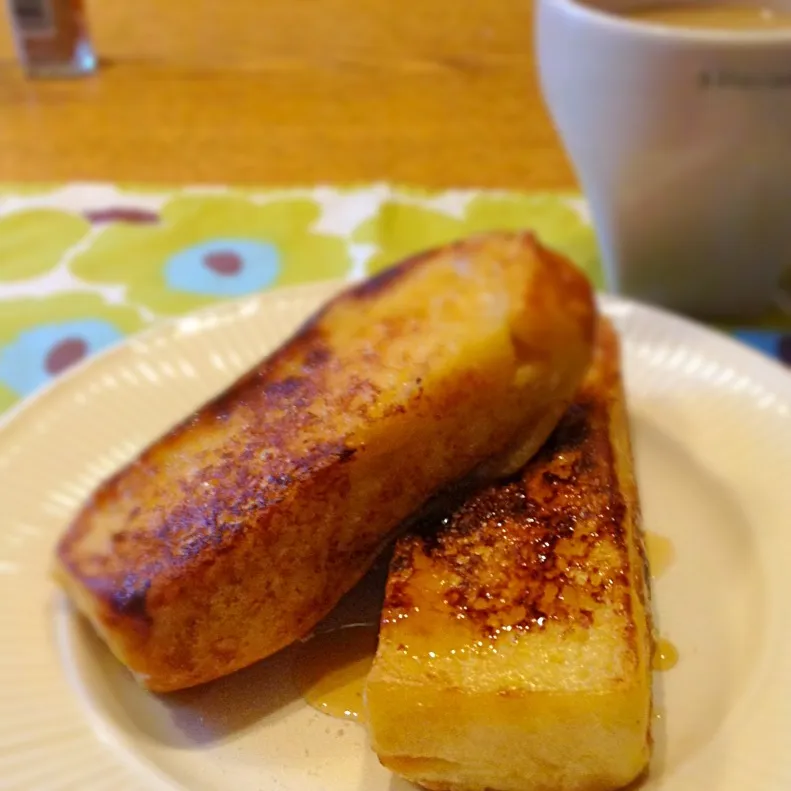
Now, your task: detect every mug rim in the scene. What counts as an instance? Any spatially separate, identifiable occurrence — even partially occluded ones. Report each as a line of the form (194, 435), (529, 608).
(544, 0), (791, 44)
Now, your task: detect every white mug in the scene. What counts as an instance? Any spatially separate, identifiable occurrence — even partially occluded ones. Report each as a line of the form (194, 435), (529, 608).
(536, 0), (791, 318)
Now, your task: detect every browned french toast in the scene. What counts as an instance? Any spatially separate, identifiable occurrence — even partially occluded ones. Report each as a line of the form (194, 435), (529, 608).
(366, 319), (653, 791)
(54, 232), (595, 692)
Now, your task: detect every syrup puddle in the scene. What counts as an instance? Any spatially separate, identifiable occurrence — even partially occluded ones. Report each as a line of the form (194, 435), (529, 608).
(644, 531), (675, 579)
(290, 550), (389, 722)
(645, 531), (679, 671)
(293, 623), (380, 722)
(653, 636), (679, 671)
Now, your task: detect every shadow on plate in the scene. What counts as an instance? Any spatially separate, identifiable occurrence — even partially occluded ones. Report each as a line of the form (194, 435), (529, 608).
(66, 614), (304, 747)
(62, 548), (394, 749)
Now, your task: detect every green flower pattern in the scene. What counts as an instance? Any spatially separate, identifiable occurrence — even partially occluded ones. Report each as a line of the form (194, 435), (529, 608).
(0, 185), (787, 414)
(355, 194), (602, 287)
(70, 195), (353, 316)
(0, 209), (89, 281)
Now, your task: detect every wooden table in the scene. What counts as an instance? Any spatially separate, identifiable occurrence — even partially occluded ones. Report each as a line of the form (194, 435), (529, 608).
(0, 0), (574, 188)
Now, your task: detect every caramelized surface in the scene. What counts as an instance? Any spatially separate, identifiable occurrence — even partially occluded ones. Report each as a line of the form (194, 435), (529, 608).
(367, 321), (653, 791)
(55, 232), (595, 692)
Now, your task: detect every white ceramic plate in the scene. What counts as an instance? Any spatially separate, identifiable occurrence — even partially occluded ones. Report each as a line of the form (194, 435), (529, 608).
(1, 281), (791, 791)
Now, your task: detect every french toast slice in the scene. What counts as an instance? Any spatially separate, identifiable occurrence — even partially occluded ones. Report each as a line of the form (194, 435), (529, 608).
(366, 319), (653, 791)
(54, 232), (595, 692)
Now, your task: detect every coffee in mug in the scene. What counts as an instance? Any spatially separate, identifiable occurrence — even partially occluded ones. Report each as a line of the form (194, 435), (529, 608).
(623, 4), (791, 29)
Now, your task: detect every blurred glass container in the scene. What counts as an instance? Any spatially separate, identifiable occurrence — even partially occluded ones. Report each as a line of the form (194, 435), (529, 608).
(6, 0), (96, 77)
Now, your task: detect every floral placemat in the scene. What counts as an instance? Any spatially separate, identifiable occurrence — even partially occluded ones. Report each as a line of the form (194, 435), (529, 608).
(0, 184), (787, 416)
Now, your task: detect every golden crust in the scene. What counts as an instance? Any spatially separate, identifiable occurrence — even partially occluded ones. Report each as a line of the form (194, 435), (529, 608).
(383, 320), (649, 651)
(367, 320), (653, 791)
(55, 232), (595, 692)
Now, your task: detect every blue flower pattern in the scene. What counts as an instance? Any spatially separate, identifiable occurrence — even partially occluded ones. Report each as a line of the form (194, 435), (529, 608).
(0, 320), (123, 397)
(165, 238), (280, 297)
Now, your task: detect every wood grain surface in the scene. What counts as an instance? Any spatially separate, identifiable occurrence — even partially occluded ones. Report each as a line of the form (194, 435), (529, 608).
(0, 1), (575, 187)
